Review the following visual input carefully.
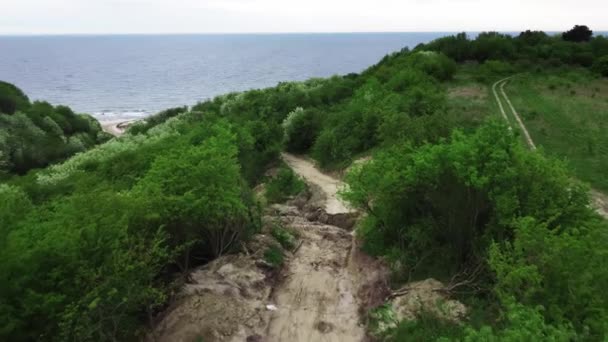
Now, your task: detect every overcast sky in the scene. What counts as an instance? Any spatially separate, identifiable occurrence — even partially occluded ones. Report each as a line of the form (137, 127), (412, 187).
(1, 0), (607, 35)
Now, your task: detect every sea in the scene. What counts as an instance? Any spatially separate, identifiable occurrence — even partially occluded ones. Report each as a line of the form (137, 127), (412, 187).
(0, 33), (457, 121)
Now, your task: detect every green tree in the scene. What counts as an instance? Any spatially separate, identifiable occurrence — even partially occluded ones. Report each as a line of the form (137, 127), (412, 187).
(0, 82), (106, 174)
(282, 107), (321, 153)
(562, 25), (593, 42)
(133, 121), (252, 268)
(0, 81), (30, 114)
(0, 191), (169, 341)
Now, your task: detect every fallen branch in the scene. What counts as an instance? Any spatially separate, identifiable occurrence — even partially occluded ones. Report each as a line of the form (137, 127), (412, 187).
(293, 240), (304, 254)
(387, 287), (410, 300)
(434, 261), (485, 295)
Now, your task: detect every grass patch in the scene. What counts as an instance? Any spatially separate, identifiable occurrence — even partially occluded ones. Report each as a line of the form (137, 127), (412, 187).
(506, 69), (608, 192)
(445, 67), (494, 132)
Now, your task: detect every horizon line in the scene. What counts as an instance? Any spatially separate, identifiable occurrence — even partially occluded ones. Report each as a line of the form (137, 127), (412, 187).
(2, 29), (608, 37)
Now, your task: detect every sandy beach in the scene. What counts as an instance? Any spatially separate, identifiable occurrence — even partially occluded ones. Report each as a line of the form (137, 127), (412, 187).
(99, 119), (136, 136)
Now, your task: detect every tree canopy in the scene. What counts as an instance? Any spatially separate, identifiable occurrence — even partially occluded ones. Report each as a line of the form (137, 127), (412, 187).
(562, 25), (593, 42)
(0, 82), (110, 175)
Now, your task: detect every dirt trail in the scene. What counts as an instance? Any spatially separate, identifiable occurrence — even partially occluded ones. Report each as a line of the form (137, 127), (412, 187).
(265, 215), (366, 341)
(492, 77), (513, 125)
(282, 153), (354, 215)
(264, 154), (371, 342)
(494, 77), (607, 219)
(497, 79), (537, 150)
(151, 155), (384, 342)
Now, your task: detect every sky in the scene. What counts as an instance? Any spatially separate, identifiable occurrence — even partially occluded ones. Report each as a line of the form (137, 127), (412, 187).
(1, 0), (607, 35)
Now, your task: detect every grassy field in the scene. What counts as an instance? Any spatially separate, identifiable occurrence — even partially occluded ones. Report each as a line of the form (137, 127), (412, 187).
(445, 65), (494, 132)
(506, 69), (608, 192)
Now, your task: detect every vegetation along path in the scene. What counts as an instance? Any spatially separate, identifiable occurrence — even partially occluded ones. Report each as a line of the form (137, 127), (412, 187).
(493, 77), (608, 219)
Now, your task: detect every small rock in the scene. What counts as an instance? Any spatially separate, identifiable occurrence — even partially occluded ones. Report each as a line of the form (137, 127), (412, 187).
(305, 211), (319, 221)
(216, 263), (235, 277)
(246, 334), (264, 342)
(314, 321), (334, 334)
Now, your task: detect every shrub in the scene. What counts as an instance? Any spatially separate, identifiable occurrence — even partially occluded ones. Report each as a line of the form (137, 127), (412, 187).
(390, 311), (464, 341)
(474, 60), (514, 82)
(407, 52), (458, 81)
(282, 107), (321, 153)
(128, 106), (188, 135)
(271, 224), (296, 250)
(344, 120), (606, 337)
(265, 167), (306, 203)
(133, 121), (253, 263)
(344, 120), (589, 271)
(592, 55), (608, 77)
(263, 245), (285, 268)
(0, 82), (105, 174)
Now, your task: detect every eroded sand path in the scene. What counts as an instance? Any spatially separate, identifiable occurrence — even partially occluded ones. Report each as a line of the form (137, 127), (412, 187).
(281, 153), (353, 215)
(263, 154), (372, 342)
(265, 215), (365, 341)
(494, 77), (607, 219)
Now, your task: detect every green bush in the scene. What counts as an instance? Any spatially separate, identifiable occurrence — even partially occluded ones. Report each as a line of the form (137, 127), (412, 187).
(263, 245), (285, 268)
(592, 55), (608, 77)
(474, 60), (514, 82)
(128, 106), (188, 135)
(0, 82), (108, 174)
(463, 301), (575, 341)
(0, 119), (262, 341)
(0, 191), (170, 341)
(271, 224), (296, 250)
(265, 167), (306, 203)
(407, 51), (458, 81)
(282, 107), (321, 153)
(344, 120), (606, 337)
(133, 121), (254, 262)
(390, 311), (464, 341)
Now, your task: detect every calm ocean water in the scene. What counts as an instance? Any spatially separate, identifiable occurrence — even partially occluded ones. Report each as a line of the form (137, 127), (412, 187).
(0, 33), (452, 120)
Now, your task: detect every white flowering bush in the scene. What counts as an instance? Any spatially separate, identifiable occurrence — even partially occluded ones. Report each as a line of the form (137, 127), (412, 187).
(37, 114), (183, 186)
